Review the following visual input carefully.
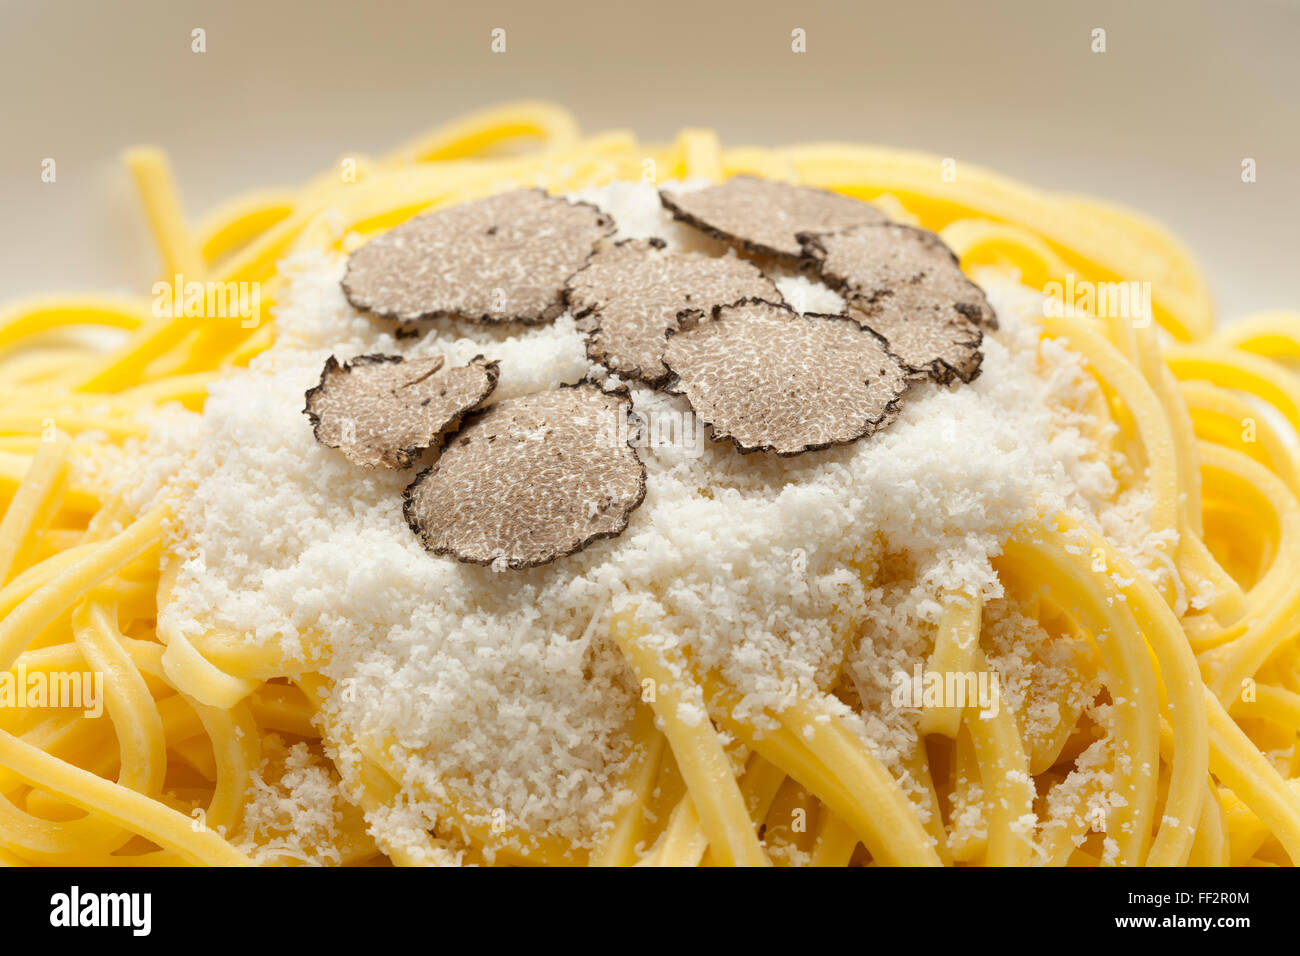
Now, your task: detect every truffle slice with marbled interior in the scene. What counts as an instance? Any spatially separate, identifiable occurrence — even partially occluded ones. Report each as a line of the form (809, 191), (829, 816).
(659, 176), (889, 260)
(342, 188), (614, 324)
(662, 298), (908, 456)
(403, 384), (646, 569)
(566, 238), (782, 384)
(802, 223), (993, 383)
(305, 353), (499, 468)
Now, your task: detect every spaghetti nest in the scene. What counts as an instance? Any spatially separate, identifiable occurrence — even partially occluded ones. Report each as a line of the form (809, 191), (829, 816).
(2, 102), (1300, 867)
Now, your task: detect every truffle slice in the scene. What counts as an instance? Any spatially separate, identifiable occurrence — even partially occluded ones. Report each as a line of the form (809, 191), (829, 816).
(566, 238), (782, 384)
(341, 188), (615, 324)
(845, 292), (984, 385)
(305, 353), (499, 469)
(801, 222), (997, 329)
(802, 223), (994, 384)
(403, 384), (646, 569)
(659, 176), (888, 260)
(662, 299), (908, 456)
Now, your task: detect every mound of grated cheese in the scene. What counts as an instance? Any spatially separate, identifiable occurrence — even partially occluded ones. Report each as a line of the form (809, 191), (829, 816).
(130, 182), (1175, 859)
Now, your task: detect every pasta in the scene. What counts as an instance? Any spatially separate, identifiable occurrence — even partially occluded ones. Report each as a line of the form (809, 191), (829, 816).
(2, 101), (1300, 867)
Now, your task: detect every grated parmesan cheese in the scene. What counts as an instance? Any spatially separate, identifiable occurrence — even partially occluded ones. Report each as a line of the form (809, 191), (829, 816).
(235, 734), (370, 866)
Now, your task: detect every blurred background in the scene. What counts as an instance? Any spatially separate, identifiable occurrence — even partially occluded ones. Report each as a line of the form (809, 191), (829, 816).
(1, 0), (1296, 319)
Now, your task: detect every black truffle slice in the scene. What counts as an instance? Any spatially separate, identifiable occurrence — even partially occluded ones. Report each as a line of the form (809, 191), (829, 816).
(844, 292), (984, 385)
(659, 176), (888, 260)
(801, 223), (994, 384)
(403, 384), (647, 569)
(341, 188), (615, 324)
(304, 353), (499, 469)
(661, 299), (908, 456)
(801, 222), (998, 329)
(566, 238), (782, 384)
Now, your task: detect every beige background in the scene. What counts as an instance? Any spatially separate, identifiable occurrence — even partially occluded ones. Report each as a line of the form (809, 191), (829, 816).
(1, 0), (1297, 321)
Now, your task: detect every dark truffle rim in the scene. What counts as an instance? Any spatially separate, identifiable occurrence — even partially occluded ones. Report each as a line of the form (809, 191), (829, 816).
(400, 380), (648, 570)
(340, 187), (618, 327)
(303, 352), (501, 469)
(658, 175), (889, 263)
(661, 296), (910, 458)
(564, 236), (786, 386)
(799, 222), (999, 331)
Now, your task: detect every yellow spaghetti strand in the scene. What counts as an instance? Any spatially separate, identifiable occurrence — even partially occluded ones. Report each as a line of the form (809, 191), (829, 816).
(917, 589), (982, 738)
(964, 651), (1037, 866)
(1054, 515), (1208, 865)
(589, 706), (663, 867)
(0, 504), (166, 673)
(1204, 691), (1300, 864)
(384, 101), (581, 165)
(0, 297), (148, 355)
(0, 727), (253, 866)
(611, 609), (769, 867)
(998, 530), (1160, 865)
(0, 432), (71, 585)
(123, 147), (206, 281)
